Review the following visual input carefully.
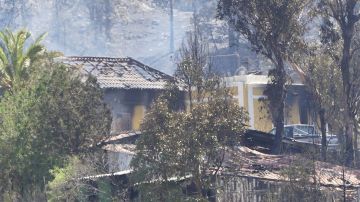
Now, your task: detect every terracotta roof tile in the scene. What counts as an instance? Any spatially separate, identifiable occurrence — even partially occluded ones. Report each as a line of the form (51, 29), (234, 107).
(62, 56), (174, 90)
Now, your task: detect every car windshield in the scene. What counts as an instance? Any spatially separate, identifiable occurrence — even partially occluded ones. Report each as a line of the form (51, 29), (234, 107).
(269, 125), (319, 138)
(269, 127), (293, 137)
(293, 125), (317, 137)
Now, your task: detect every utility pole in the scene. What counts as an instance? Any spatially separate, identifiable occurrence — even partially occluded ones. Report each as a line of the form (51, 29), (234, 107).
(169, 0), (174, 53)
(192, 0), (198, 30)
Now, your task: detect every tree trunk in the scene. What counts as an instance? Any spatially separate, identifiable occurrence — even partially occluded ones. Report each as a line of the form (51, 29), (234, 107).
(228, 23), (238, 49)
(273, 100), (285, 154)
(319, 108), (327, 161)
(192, 170), (204, 199)
(353, 119), (359, 167)
(88, 180), (99, 202)
(272, 57), (286, 154)
(344, 121), (354, 165)
(169, 0), (174, 53)
(341, 27), (355, 166)
(188, 86), (193, 110)
(342, 166), (346, 202)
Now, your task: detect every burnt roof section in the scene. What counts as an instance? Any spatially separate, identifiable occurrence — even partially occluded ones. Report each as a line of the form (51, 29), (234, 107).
(62, 56), (173, 90)
(224, 147), (360, 188)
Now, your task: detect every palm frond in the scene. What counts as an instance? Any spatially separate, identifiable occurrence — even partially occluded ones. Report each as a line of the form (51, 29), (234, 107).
(0, 48), (9, 66)
(26, 44), (45, 61)
(0, 29), (46, 91)
(34, 32), (47, 45)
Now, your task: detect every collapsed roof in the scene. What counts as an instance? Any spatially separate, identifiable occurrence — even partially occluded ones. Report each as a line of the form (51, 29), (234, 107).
(62, 56), (174, 90)
(94, 139), (360, 190)
(225, 147), (360, 189)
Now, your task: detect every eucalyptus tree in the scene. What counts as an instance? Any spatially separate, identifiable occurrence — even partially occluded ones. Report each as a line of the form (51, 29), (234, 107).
(217, 0), (309, 154)
(0, 29), (46, 92)
(175, 27), (214, 110)
(347, 30), (360, 165)
(297, 50), (344, 161)
(317, 0), (360, 165)
(132, 24), (248, 200)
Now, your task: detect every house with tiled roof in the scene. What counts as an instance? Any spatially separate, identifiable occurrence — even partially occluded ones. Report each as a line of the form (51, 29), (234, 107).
(63, 56), (179, 134)
(62, 56), (183, 172)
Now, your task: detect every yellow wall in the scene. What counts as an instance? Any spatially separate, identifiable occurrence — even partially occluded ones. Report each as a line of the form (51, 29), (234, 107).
(253, 99), (273, 132)
(286, 98), (301, 125)
(132, 105), (145, 130)
(228, 86), (239, 96)
(243, 84), (248, 110)
(242, 84), (303, 132)
(252, 87), (264, 96)
(182, 79), (306, 133)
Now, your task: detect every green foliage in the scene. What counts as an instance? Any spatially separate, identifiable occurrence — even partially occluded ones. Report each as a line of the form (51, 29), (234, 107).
(132, 22), (247, 199)
(47, 157), (89, 202)
(161, 81), (185, 111)
(0, 58), (111, 199)
(303, 50), (344, 128)
(47, 156), (114, 202)
(217, 0), (307, 62)
(175, 27), (218, 110)
(135, 182), (189, 202)
(97, 179), (113, 202)
(0, 29), (46, 91)
(131, 88), (248, 200)
(317, 0), (360, 165)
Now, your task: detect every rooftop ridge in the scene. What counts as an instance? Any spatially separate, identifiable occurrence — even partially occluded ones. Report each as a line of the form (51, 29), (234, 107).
(65, 56), (174, 80)
(66, 56), (131, 62)
(126, 57), (173, 80)
(60, 56), (182, 90)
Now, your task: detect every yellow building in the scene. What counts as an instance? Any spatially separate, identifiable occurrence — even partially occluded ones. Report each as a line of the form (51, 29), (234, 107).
(64, 56), (311, 134)
(224, 74), (312, 132)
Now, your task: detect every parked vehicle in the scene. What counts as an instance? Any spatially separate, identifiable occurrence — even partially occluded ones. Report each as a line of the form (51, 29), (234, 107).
(269, 124), (339, 151)
(243, 124), (339, 153)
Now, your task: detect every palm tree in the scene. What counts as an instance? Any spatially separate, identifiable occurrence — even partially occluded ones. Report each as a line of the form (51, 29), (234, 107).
(0, 29), (46, 92)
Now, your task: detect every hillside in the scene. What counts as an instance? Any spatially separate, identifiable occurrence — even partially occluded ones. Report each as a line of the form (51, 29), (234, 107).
(1, 0), (275, 75)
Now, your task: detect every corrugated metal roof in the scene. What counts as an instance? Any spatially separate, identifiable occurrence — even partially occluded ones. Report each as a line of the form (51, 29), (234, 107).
(94, 140), (360, 189)
(101, 131), (141, 143)
(62, 56), (174, 90)
(103, 144), (136, 154)
(225, 147), (360, 188)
